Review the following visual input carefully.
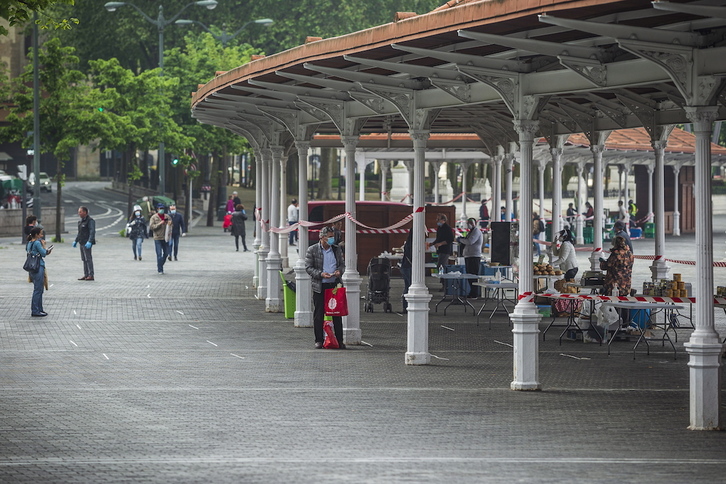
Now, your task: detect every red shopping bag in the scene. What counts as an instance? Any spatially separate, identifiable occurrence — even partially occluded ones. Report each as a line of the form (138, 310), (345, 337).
(322, 316), (339, 349)
(324, 285), (348, 317)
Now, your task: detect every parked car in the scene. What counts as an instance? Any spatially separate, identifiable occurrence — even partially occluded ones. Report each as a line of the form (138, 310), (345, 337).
(28, 172), (52, 192)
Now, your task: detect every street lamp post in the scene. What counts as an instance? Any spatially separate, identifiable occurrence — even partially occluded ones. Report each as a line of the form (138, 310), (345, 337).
(104, 0), (218, 196)
(174, 18), (273, 47)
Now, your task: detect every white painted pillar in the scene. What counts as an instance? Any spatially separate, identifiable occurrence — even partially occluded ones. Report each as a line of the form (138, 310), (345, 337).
(403, 160), (414, 204)
(550, 147), (563, 235)
(265, 146), (283, 312)
(537, 160), (545, 220)
(504, 153), (514, 222)
(589, 145), (605, 271)
(623, 160), (632, 203)
(252, 153), (262, 289)
(672, 164), (681, 237)
(341, 136), (362, 345)
(650, 140), (670, 280)
(460, 162), (469, 221)
(256, 149), (270, 300)
(356, 151), (367, 201)
(575, 163), (585, 245)
(510, 119), (541, 391)
(647, 164), (654, 223)
(493, 150), (503, 220)
(294, 140), (313, 328)
(380, 160), (389, 201)
(683, 106), (722, 431)
(279, 152), (289, 269)
(431, 161), (442, 204)
(405, 129), (432, 365)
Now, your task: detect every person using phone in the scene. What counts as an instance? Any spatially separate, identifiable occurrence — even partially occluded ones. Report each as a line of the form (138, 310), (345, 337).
(26, 227), (51, 317)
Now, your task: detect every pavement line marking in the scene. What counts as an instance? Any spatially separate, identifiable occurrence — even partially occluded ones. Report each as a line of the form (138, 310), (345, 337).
(76, 324), (81, 330)
(493, 340), (513, 348)
(441, 325), (455, 331)
(176, 310), (184, 315)
(430, 353), (449, 361)
(560, 353), (591, 360)
(69, 340), (78, 347)
(230, 353), (245, 359)
(103, 354), (109, 360)
(207, 341), (218, 347)
(189, 325), (198, 330)
(361, 340), (373, 347)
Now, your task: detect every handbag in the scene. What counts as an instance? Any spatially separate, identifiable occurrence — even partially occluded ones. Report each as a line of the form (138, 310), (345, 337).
(23, 250), (41, 273)
(324, 284), (348, 317)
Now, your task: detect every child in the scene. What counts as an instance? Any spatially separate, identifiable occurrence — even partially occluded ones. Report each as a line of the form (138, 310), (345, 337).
(223, 212), (233, 232)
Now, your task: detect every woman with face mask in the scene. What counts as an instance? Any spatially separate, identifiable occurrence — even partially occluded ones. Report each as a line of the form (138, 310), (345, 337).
(126, 209), (148, 261)
(456, 218), (484, 298)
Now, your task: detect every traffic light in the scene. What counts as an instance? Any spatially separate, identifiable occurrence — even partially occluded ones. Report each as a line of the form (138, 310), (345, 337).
(171, 156), (180, 167)
(97, 107), (104, 112)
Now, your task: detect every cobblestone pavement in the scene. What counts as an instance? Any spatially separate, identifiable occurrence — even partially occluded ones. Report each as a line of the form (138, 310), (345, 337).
(1, 220), (725, 483)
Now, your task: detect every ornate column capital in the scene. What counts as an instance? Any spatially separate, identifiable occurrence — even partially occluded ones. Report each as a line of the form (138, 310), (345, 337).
(549, 147), (563, 159)
(294, 140), (310, 153)
(512, 119), (539, 140)
(341, 135), (359, 151)
(651, 139), (668, 152)
(409, 129), (430, 149)
(684, 106), (719, 131)
(590, 144), (605, 155)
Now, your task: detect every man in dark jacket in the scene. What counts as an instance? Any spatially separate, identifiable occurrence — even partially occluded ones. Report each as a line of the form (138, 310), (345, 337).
(167, 204), (186, 261)
(430, 213), (454, 270)
(305, 226), (345, 349)
(73, 206), (96, 281)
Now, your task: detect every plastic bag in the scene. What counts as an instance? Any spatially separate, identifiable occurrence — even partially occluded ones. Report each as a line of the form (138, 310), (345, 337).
(322, 317), (339, 349)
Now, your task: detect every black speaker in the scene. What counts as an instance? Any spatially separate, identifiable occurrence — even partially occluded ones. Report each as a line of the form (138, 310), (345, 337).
(490, 222), (512, 265)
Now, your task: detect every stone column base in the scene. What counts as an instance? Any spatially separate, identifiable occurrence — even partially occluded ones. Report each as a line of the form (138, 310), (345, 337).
(510, 304), (542, 391)
(650, 259), (670, 281)
(404, 290), (433, 366)
(684, 341), (723, 430)
(342, 273), (363, 345)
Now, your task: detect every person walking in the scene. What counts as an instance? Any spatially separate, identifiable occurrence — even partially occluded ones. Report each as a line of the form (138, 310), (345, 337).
(167, 204), (185, 261)
(457, 217), (483, 298)
(73, 206), (95, 281)
(149, 204), (171, 274)
(127, 209), (148, 261)
(305, 227), (345, 350)
(26, 227), (52, 317)
(225, 195), (235, 214)
(232, 191), (241, 207)
(287, 199), (299, 246)
(478, 200), (490, 228)
(429, 213), (454, 270)
(566, 202), (577, 227)
(231, 204), (248, 251)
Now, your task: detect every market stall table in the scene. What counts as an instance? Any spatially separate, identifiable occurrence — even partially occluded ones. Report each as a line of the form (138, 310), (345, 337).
(603, 301), (684, 359)
(431, 272), (481, 315)
(541, 294), (589, 344)
(473, 281), (519, 328)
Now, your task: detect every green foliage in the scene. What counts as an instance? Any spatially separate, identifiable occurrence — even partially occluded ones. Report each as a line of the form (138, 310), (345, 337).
(0, 0), (77, 35)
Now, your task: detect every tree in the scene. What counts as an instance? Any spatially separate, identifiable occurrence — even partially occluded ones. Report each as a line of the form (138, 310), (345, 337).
(0, 0), (77, 35)
(2, 38), (120, 241)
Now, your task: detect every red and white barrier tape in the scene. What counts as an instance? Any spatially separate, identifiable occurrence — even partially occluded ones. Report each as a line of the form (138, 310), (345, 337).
(541, 292), (726, 306)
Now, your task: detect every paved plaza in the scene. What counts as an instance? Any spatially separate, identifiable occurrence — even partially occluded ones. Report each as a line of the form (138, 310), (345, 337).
(1, 202), (725, 482)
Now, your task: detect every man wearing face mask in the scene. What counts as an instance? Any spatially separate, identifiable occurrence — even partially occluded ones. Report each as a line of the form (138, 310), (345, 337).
(166, 204), (186, 261)
(126, 208), (148, 261)
(429, 213), (454, 270)
(149, 204), (172, 274)
(456, 218), (483, 298)
(305, 226), (345, 349)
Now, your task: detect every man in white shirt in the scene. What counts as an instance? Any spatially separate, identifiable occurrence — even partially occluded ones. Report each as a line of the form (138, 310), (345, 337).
(287, 199), (299, 246)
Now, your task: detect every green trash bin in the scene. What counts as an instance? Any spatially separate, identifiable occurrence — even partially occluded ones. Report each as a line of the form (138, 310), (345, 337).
(583, 226), (594, 244)
(280, 271), (295, 319)
(644, 222), (655, 238)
